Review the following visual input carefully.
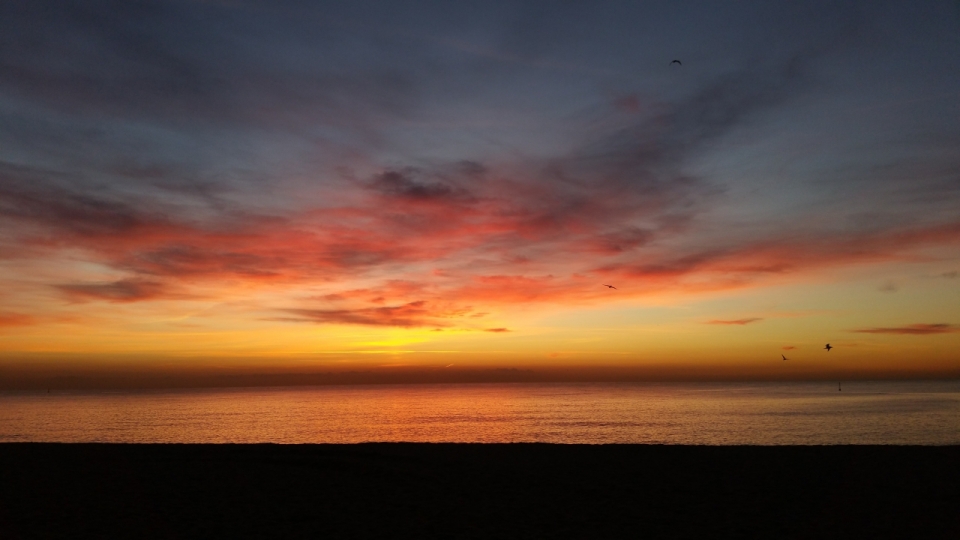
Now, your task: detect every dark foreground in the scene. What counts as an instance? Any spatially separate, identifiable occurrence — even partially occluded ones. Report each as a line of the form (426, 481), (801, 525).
(1, 444), (958, 539)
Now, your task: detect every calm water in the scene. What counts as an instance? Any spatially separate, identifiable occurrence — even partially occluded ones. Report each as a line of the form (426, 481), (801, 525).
(1, 381), (958, 445)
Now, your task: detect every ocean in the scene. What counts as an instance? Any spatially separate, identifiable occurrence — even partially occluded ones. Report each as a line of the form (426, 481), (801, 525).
(1, 380), (958, 444)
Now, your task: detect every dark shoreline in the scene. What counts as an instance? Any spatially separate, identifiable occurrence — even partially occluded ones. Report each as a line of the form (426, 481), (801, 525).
(2, 444), (958, 539)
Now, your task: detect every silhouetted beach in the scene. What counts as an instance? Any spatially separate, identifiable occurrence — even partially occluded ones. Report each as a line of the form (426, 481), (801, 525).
(2, 444), (957, 539)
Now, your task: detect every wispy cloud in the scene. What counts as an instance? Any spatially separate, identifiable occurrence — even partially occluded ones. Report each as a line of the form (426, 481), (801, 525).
(367, 169), (475, 203)
(0, 313), (36, 327)
(56, 280), (170, 303)
(283, 301), (450, 328)
(877, 281), (899, 293)
(853, 324), (960, 335)
(706, 318), (763, 326)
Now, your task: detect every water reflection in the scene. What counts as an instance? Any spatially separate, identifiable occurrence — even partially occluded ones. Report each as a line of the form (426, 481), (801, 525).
(1, 381), (958, 444)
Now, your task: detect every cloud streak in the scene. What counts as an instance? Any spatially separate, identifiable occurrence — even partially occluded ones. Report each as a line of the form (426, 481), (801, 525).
(853, 324), (960, 336)
(284, 301), (452, 328)
(706, 318), (763, 326)
(56, 280), (170, 303)
(0, 313), (36, 327)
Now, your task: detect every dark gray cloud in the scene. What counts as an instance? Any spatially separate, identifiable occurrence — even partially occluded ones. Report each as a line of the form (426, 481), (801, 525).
(57, 279), (169, 302)
(706, 318), (763, 326)
(0, 1), (419, 132)
(590, 227), (655, 254)
(878, 281), (899, 293)
(853, 324), (960, 335)
(283, 301), (439, 327)
(0, 162), (164, 238)
(369, 169), (471, 202)
(122, 246), (283, 278)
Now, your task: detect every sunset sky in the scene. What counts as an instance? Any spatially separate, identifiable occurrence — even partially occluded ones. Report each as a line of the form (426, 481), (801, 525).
(1, 1), (959, 386)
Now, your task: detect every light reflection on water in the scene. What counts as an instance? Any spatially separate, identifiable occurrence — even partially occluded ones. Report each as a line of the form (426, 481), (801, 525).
(1, 381), (958, 444)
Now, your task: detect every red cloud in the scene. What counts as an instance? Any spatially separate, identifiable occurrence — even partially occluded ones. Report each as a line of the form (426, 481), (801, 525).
(484, 328), (510, 333)
(853, 323), (960, 335)
(5, 161), (960, 315)
(452, 275), (589, 304)
(706, 318), (763, 325)
(782, 345), (797, 350)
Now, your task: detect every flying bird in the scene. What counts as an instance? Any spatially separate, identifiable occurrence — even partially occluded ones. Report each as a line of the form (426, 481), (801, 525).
(824, 343), (833, 352)
(603, 284), (617, 290)
(670, 59), (682, 66)
(781, 354), (788, 361)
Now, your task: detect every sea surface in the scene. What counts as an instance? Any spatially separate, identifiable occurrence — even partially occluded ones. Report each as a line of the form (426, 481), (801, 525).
(1, 381), (959, 444)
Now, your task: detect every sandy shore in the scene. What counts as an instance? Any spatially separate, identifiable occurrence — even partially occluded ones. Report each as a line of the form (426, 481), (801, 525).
(1, 444), (957, 539)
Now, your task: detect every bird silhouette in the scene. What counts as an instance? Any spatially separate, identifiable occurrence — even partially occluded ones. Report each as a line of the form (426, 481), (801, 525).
(603, 284), (617, 290)
(781, 354), (788, 361)
(670, 59), (682, 65)
(824, 343), (833, 352)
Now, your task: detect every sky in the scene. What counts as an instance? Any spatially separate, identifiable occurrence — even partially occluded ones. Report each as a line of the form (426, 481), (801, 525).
(1, 0), (959, 387)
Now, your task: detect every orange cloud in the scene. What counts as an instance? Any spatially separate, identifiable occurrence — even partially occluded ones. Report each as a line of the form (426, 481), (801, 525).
(0, 313), (36, 327)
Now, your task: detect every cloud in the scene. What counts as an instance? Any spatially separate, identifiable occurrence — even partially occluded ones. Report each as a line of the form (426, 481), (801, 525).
(0, 164), (434, 280)
(0, 313), (36, 327)
(782, 346), (797, 350)
(57, 280), (169, 303)
(0, 165), (172, 239)
(599, 221), (960, 292)
(706, 318), (763, 325)
(307, 281), (429, 305)
(123, 245), (285, 279)
(0, 1), (418, 133)
(1, 4), (959, 327)
(853, 324), (960, 335)
(6, 147), (960, 314)
(284, 301), (443, 328)
(569, 49), (822, 199)
(877, 281), (899, 293)
(368, 169), (472, 203)
(940, 271), (958, 279)
(587, 227), (655, 254)
(484, 328), (510, 333)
